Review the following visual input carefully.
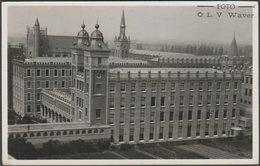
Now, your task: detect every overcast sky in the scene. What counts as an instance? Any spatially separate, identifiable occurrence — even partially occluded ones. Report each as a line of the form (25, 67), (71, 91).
(7, 5), (253, 45)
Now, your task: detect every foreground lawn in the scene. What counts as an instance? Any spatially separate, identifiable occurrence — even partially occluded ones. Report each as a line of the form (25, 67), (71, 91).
(38, 151), (122, 159)
(201, 137), (252, 158)
(115, 149), (154, 159)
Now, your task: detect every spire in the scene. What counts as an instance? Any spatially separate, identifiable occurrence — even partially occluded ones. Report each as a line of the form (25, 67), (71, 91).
(120, 10), (126, 27)
(229, 34), (238, 57)
(35, 18), (40, 26)
(81, 19), (85, 29)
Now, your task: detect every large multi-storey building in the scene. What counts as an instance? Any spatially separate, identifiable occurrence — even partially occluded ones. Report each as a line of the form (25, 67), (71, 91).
(10, 11), (251, 145)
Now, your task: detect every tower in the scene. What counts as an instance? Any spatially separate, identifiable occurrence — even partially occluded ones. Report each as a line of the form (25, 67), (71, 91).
(34, 18), (40, 58)
(114, 10), (131, 58)
(71, 23), (110, 125)
(26, 18), (41, 58)
(228, 33), (240, 67)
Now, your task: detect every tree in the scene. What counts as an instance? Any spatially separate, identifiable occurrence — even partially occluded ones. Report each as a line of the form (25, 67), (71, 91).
(8, 137), (37, 159)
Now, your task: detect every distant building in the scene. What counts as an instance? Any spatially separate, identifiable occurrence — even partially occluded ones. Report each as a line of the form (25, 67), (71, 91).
(26, 18), (75, 58)
(114, 10), (131, 58)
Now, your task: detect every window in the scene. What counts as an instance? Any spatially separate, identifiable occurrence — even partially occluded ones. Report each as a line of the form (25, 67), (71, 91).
(225, 82), (229, 89)
(46, 81), (49, 88)
(199, 82), (203, 90)
(208, 82), (212, 90)
(150, 124), (154, 139)
(217, 82), (221, 90)
(233, 95), (237, 103)
(224, 95), (228, 104)
(36, 69), (41, 76)
(85, 108), (88, 117)
(232, 109), (236, 117)
(131, 83), (136, 91)
(54, 81), (58, 88)
(27, 105), (31, 113)
(130, 109), (135, 123)
(189, 82), (194, 90)
(79, 110), (82, 120)
(54, 69), (58, 76)
(37, 93), (40, 100)
(246, 77), (248, 83)
(180, 82), (185, 90)
(141, 95), (145, 107)
(109, 113), (114, 124)
(27, 81), (31, 89)
(249, 89), (252, 96)
(119, 126), (124, 142)
(196, 124), (200, 136)
(245, 88), (248, 96)
(121, 83), (126, 92)
(110, 95), (114, 108)
(140, 111), (145, 122)
(161, 96), (165, 106)
(27, 93), (31, 101)
(27, 69), (31, 77)
(159, 126), (164, 139)
(223, 109), (227, 118)
(171, 82), (175, 90)
(140, 125), (144, 140)
(120, 110), (124, 123)
(197, 110), (201, 119)
(215, 109), (219, 118)
(151, 82), (156, 91)
(234, 82), (238, 89)
(189, 96), (193, 105)
(170, 93), (175, 106)
(216, 95), (220, 104)
(151, 96), (156, 107)
(61, 81), (65, 88)
(96, 109), (101, 119)
(161, 82), (166, 91)
(206, 109), (211, 119)
(129, 126), (134, 141)
(188, 110), (192, 120)
(160, 111), (164, 121)
(187, 125), (192, 137)
(62, 69), (65, 76)
(37, 81), (41, 88)
(98, 57), (102, 64)
(169, 124), (173, 138)
(250, 77), (252, 84)
(130, 97), (135, 107)
(207, 95), (211, 105)
(95, 83), (101, 94)
(180, 95), (184, 106)
(150, 112), (155, 122)
(110, 83), (115, 92)
(170, 109), (174, 121)
(179, 111), (183, 120)
(214, 123), (218, 135)
(45, 69), (49, 77)
(141, 82), (146, 92)
(120, 94), (125, 108)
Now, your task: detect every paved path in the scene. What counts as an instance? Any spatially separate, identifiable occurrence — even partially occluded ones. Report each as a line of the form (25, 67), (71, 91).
(135, 149), (162, 159)
(176, 144), (244, 159)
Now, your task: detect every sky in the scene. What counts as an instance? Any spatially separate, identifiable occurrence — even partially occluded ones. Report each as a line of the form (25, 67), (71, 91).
(7, 5), (253, 45)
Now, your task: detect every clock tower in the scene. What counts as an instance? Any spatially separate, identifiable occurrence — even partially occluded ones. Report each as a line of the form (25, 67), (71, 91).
(71, 23), (110, 125)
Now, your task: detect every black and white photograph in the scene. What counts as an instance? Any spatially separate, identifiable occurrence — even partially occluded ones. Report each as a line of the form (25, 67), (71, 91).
(1, 1), (259, 165)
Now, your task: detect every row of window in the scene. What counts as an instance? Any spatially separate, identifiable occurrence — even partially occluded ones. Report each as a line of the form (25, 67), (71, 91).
(117, 122), (231, 142)
(26, 104), (41, 113)
(9, 128), (104, 139)
(26, 69), (71, 77)
(110, 81), (238, 93)
(244, 88), (252, 97)
(110, 108), (236, 124)
(34, 80), (68, 89)
(110, 94), (238, 109)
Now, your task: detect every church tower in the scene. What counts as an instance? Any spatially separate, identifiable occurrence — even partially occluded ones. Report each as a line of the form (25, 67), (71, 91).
(114, 10), (131, 58)
(71, 22), (110, 125)
(228, 33), (240, 67)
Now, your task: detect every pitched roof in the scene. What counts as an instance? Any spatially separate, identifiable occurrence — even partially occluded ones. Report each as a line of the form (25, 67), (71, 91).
(47, 35), (76, 53)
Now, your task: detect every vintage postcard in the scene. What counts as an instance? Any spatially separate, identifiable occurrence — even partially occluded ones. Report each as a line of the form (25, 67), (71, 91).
(1, 1), (259, 165)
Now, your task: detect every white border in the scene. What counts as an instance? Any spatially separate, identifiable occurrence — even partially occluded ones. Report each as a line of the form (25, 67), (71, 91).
(2, 1), (259, 165)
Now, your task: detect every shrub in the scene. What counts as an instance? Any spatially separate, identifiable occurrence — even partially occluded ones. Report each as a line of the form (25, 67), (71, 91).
(97, 139), (111, 150)
(120, 143), (134, 151)
(8, 137), (37, 159)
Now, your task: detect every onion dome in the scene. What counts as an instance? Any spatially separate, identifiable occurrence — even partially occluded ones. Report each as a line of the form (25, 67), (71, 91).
(90, 24), (104, 40)
(77, 23), (89, 46)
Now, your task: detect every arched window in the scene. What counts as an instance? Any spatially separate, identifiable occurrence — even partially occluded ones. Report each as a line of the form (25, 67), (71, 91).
(37, 132), (41, 137)
(30, 133), (35, 137)
(57, 131), (61, 136)
(63, 131), (67, 135)
(76, 130), (80, 135)
(82, 130), (86, 134)
(50, 132), (54, 136)
(69, 131), (74, 135)
(23, 133), (28, 138)
(43, 132), (48, 136)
